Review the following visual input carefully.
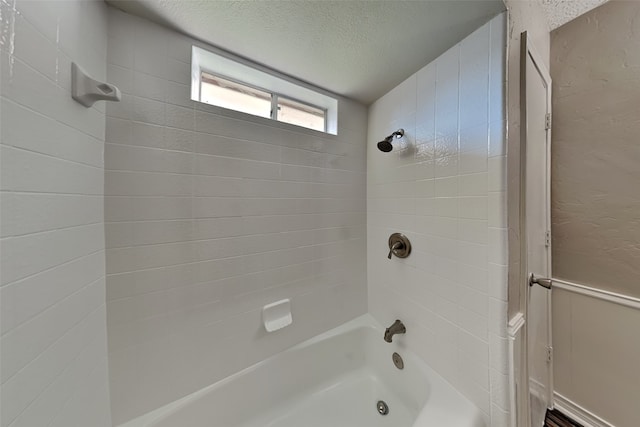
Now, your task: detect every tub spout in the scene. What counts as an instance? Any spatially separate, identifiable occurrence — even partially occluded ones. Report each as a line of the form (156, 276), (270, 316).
(384, 319), (406, 343)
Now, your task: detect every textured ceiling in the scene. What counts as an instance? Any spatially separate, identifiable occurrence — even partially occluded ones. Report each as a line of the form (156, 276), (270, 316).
(541, 0), (609, 30)
(106, 0), (505, 104)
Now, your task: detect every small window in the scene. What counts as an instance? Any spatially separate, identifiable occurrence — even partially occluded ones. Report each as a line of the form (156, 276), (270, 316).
(199, 72), (327, 132)
(276, 97), (326, 132)
(200, 73), (271, 119)
(192, 46), (337, 134)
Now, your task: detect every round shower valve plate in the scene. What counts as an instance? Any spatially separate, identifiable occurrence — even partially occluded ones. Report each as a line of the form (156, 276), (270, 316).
(388, 233), (412, 259)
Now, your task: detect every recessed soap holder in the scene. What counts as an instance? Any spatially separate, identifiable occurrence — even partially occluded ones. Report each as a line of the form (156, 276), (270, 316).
(262, 299), (292, 332)
(71, 62), (121, 107)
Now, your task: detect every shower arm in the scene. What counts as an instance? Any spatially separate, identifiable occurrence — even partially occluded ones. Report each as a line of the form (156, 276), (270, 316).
(390, 130), (404, 139)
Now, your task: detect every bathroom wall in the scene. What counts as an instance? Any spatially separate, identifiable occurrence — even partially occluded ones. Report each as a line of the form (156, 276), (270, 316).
(104, 8), (368, 424)
(367, 14), (508, 426)
(0, 1), (112, 426)
(551, 0), (639, 299)
(550, 2), (640, 426)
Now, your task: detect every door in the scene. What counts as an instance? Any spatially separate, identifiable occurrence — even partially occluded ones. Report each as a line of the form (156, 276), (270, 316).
(521, 32), (553, 427)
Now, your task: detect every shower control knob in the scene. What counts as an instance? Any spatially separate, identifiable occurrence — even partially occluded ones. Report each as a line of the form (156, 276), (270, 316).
(388, 233), (411, 259)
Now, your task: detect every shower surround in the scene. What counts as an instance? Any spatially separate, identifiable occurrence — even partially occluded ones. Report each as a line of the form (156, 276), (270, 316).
(104, 9), (368, 424)
(105, 8), (509, 426)
(1, 2), (511, 426)
(0, 1), (112, 426)
(367, 14), (509, 426)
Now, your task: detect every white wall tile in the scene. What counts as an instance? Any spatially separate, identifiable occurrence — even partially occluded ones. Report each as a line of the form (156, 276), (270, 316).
(460, 122), (489, 153)
(105, 8), (368, 424)
(490, 333), (510, 374)
(491, 403), (510, 427)
(459, 24), (489, 129)
(0, 1), (112, 426)
(490, 368), (510, 410)
(459, 196), (488, 220)
(489, 120), (506, 157)
(488, 263), (509, 301)
(488, 297), (508, 338)
(459, 173), (488, 197)
(489, 14), (506, 126)
(459, 149), (488, 174)
(488, 191), (507, 228)
(488, 227), (509, 265)
(368, 14), (507, 424)
(488, 155), (507, 191)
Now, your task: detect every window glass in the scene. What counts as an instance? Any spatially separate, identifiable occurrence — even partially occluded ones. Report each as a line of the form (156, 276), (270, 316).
(200, 72), (272, 119)
(192, 46), (338, 134)
(277, 97), (326, 132)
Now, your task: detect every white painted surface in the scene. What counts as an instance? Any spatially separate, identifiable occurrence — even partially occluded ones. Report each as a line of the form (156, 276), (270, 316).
(118, 315), (486, 427)
(522, 32), (554, 427)
(366, 15), (509, 426)
(105, 8), (368, 424)
(553, 285), (640, 427)
(0, 0), (112, 426)
(106, 0), (505, 104)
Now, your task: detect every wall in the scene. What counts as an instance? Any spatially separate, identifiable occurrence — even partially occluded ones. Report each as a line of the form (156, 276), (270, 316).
(0, 1), (112, 426)
(552, 289), (640, 427)
(367, 15), (508, 426)
(550, 2), (640, 426)
(551, 0), (639, 299)
(104, 8), (368, 425)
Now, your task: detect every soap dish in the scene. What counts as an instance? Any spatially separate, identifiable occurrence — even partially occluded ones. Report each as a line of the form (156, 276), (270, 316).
(262, 299), (292, 332)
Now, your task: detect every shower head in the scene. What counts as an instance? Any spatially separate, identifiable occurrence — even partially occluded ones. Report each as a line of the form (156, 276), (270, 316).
(377, 137), (394, 152)
(376, 129), (404, 153)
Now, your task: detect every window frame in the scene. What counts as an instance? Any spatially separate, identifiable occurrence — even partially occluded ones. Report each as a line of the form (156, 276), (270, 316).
(191, 45), (338, 135)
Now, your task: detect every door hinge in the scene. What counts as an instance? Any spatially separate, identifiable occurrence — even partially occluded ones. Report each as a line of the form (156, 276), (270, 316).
(546, 346), (553, 363)
(545, 230), (551, 248)
(545, 113), (552, 130)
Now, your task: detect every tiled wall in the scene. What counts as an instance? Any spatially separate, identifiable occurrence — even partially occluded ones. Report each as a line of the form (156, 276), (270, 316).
(104, 8), (368, 425)
(367, 14), (508, 426)
(0, 0), (112, 426)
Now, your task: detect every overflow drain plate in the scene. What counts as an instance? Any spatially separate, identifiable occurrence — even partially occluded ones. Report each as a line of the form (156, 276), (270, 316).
(392, 352), (404, 370)
(377, 400), (389, 415)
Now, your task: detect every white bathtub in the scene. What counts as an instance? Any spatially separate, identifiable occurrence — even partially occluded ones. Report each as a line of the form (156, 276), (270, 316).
(120, 315), (486, 427)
